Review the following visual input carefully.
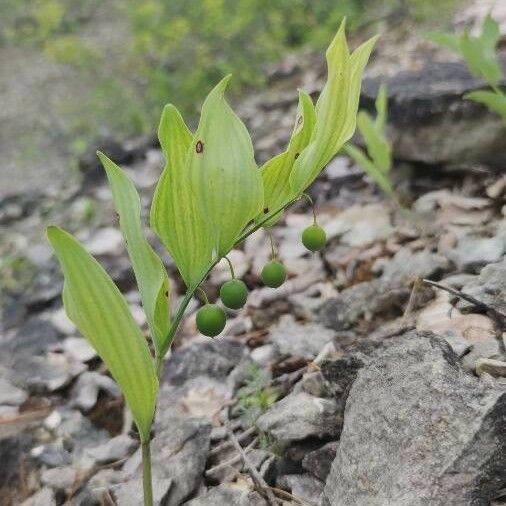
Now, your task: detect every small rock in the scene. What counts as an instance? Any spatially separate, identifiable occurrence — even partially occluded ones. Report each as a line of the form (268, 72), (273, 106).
(71, 372), (120, 411)
(0, 378), (28, 406)
(50, 308), (76, 335)
(449, 235), (505, 273)
(40, 466), (79, 492)
(162, 339), (246, 387)
(256, 391), (341, 446)
(20, 487), (56, 506)
(302, 371), (336, 398)
(278, 474), (324, 506)
(377, 247), (449, 283)
(30, 442), (72, 467)
(269, 317), (336, 360)
(302, 441), (338, 481)
(250, 344), (280, 366)
(458, 258), (506, 314)
(85, 227), (124, 257)
(184, 485), (268, 505)
(25, 353), (86, 393)
(318, 280), (410, 331)
(59, 337), (97, 363)
(475, 358), (506, 378)
(113, 477), (172, 506)
(442, 331), (472, 358)
(87, 435), (138, 465)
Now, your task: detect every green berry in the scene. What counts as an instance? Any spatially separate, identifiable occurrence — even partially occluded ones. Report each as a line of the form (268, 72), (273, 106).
(196, 304), (226, 337)
(220, 279), (248, 309)
(261, 261), (287, 288)
(302, 224), (326, 252)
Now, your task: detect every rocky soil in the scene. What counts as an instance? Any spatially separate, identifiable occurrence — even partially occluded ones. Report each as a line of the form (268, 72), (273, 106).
(1, 7), (506, 506)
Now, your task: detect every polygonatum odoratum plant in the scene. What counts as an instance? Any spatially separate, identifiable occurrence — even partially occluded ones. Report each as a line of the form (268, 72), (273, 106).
(47, 20), (378, 505)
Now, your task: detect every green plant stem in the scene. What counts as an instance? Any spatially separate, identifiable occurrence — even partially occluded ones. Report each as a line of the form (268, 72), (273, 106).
(224, 255), (235, 278)
(142, 439), (153, 506)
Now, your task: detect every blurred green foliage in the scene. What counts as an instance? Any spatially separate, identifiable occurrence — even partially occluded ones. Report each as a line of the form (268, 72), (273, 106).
(0, 0), (459, 157)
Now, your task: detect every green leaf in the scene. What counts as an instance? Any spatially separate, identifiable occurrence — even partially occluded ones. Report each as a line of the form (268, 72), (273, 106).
(289, 20), (378, 195)
(98, 152), (170, 357)
(480, 14), (501, 56)
(375, 83), (388, 131)
(150, 104), (214, 290)
(188, 75), (264, 256)
(356, 110), (391, 173)
(425, 32), (461, 53)
(465, 90), (506, 121)
(47, 226), (158, 442)
(344, 143), (394, 195)
(257, 91), (316, 226)
(461, 32), (502, 86)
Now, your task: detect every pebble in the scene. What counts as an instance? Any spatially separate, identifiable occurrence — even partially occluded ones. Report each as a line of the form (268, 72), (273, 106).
(49, 308), (76, 335)
(71, 372), (120, 411)
(85, 227), (124, 256)
(475, 358), (506, 378)
(0, 378), (28, 406)
(87, 435), (138, 465)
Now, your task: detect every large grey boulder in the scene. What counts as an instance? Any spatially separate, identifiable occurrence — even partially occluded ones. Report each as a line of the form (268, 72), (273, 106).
(323, 331), (506, 506)
(361, 55), (506, 169)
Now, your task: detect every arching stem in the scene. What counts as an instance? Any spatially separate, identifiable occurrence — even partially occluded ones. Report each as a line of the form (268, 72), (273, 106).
(267, 229), (277, 260)
(224, 255), (236, 279)
(302, 192), (317, 224)
(197, 286), (209, 305)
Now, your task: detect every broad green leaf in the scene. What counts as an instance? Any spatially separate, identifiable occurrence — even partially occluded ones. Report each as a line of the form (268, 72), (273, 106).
(188, 75), (264, 256)
(344, 143), (394, 195)
(256, 91), (316, 226)
(480, 14), (501, 56)
(465, 90), (506, 121)
(357, 111), (391, 173)
(289, 20), (378, 195)
(150, 104), (214, 290)
(461, 32), (502, 86)
(47, 226), (158, 442)
(98, 152), (170, 357)
(426, 32), (461, 53)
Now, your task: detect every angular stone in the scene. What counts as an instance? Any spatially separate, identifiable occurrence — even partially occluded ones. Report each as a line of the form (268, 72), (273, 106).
(475, 358), (506, 378)
(184, 485), (267, 505)
(162, 339), (246, 387)
(449, 235), (505, 273)
(318, 280), (410, 331)
(112, 477), (172, 506)
(302, 441), (338, 481)
(278, 474), (324, 506)
(378, 247), (449, 283)
(87, 435), (137, 465)
(0, 378), (27, 406)
(71, 371), (120, 411)
(323, 331), (506, 506)
(256, 391), (341, 446)
(269, 318), (336, 360)
(20, 487), (56, 506)
(458, 258), (506, 314)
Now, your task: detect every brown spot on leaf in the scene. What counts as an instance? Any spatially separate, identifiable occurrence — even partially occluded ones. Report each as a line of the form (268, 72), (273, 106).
(297, 116), (303, 125)
(196, 140), (204, 153)
(263, 207), (269, 214)
(294, 152), (300, 159)
(164, 290), (169, 297)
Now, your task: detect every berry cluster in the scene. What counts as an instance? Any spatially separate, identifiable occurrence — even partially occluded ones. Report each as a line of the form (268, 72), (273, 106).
(196, 217), (326, 337)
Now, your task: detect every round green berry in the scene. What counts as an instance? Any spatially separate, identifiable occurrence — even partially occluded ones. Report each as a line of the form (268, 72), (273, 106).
(220, 279), (248, 309)
(302, 224), (326, 252)
(196, 304), (226, 337)
(261, 261), (287, 288)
